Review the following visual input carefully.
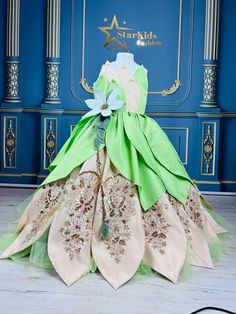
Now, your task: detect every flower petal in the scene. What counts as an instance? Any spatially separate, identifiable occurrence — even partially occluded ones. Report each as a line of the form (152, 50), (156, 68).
(107, 88), (119, 104)
(82, 107), (101, 119)
(85, 99), (102, 110)
(101, 108), (112, 117)
(109, 100), (124, 110)
(93, 87), (106, 103)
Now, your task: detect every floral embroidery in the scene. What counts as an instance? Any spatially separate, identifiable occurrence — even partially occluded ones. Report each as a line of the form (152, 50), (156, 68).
(169, 195), (193, 247)
(184, 185), (204, 229)
(59, 171), (100, 260)
(23, 181), (64, 242)
(142, 195), (171, 255)
(97, 174), (136, 263)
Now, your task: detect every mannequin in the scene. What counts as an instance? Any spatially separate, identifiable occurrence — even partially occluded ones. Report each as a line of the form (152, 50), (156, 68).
(110, 52), (140, 75)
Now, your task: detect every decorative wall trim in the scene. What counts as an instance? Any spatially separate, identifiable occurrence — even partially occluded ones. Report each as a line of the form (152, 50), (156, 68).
(4, 0), (21, 103)
(162, 127), (189, 165)
(201, 121), (216, 175)
(46, 0), (61, 58)
(3, 116), (17, 168)
(5, 61), (20, 102)
(202, 64), (217, 105)
(204, 0), (220, 60)
(43, 118), (57, 170)
(43, 0), (61, 105)
(6, 0), (20, 57)
(44, 62), (61, 103)
(201, 0), (220, 107)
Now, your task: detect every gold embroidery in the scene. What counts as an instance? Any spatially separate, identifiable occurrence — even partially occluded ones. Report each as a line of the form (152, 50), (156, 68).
(59, 171), (100, 260)
(142, 195), (171, 255)
(97, 174), (136, 263)
(184, 185), (204, 229)
(169, 195), (192, 247)
(23, 181), (65, 242)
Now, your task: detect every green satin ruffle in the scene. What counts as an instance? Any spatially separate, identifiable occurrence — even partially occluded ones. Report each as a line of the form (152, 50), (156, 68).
(39, 111), (193, 211)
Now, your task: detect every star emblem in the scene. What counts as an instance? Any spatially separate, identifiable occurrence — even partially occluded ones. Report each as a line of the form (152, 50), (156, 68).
(98, 14), (132, 50)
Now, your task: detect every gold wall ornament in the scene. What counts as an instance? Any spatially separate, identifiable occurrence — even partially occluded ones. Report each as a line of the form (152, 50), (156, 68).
(4, 61), (21, 102)
(4, 117), (17, 168)
(44, 118), (57, 170)
(79, 77), (93, 93)
(44, 62), (61, 104)
(201, 122), (216, 176)
(149, 79), (181, 96)
(202, 65), (217, 103)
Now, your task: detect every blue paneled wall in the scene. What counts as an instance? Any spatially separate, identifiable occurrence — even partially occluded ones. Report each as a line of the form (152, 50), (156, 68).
(0, 0), (235, 192)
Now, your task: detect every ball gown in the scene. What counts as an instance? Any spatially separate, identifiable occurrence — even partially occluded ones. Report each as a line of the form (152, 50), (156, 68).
(0, 60), (233, 289)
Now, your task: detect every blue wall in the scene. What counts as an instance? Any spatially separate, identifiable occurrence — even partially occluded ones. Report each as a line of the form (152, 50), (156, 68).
(0, 0), (236, 192)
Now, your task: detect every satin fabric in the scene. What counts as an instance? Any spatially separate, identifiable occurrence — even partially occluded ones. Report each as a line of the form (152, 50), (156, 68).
(0, 60), (231, 289)
(38, 61), (194, 210)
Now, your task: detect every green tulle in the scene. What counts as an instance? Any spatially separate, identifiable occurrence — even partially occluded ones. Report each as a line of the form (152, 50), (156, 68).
(0, 192), (233, 283)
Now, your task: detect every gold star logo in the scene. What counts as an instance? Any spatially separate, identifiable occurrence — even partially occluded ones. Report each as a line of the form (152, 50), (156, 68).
(98, 14), (131, 50)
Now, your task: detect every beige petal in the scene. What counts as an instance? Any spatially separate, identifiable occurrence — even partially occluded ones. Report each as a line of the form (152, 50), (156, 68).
(142, 194), (187, 284)
(0, 181), (65, 259)
(91, 150), (145, 289)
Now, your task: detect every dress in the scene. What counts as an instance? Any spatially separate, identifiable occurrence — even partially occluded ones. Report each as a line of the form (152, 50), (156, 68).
(0, 60), (233, 289)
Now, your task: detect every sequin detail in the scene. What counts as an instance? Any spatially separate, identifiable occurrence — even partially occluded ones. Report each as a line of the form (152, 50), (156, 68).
(98, 174), (136, 263)
(184, 185), (204, 229)
(23, 181), (64, 242)
(59, 171), (100, 260)
(142, 195), (171, 255)
(169, 195), (193, 247)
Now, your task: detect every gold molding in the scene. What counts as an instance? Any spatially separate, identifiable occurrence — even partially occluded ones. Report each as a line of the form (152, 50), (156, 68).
(149, 80), (181, 96)
(0, 173), (47, 178)
(193, 180), (220, 184)
(201, 121), (216, 176)
(3, 116), (17, 169)
(43, 117), (58, 170)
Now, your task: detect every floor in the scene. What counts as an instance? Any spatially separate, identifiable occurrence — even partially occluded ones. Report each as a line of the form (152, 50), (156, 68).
(0, 187), (235, 314)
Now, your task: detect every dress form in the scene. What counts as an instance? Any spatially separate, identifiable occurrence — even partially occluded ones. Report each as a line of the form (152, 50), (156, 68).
(111, 52), (140, 75)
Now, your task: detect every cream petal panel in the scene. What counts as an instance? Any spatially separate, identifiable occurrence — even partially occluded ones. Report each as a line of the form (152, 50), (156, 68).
(183, 186), (226, 252)
(48, 157), (100, 286)
(0, 181), (65, 258)
(15, 204), (30, 233)
(142, 194), (187, 284)
(169, 194), (214, 269)
(91, 149), (145, 289)
(201, 207), (228, 234)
